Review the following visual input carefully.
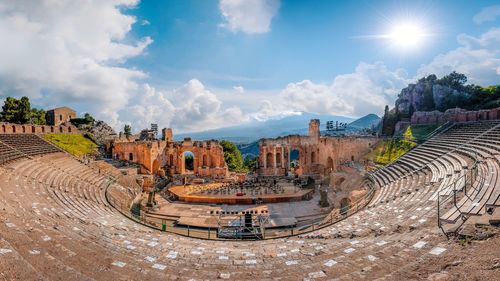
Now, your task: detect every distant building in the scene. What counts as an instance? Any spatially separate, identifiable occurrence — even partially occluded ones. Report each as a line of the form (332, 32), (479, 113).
(46, 107), (77, 126)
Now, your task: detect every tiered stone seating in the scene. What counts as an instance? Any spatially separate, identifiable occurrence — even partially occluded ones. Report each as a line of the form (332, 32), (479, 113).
(0, 140), (25, 164)
(0, 121), (498, 280)
(0, 134), (61, 156)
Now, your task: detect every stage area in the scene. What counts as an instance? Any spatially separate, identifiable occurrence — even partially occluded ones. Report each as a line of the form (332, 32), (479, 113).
(167, 178), (314, 205)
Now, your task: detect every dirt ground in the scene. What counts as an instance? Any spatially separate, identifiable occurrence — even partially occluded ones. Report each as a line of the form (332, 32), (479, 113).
(390, 232), (500, 280)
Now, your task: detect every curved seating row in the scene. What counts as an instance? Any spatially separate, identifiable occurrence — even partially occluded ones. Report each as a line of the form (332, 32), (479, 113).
(0, 122), (498, 280)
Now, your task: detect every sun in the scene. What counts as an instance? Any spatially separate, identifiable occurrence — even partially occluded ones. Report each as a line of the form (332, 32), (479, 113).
(387, 22), (427, 49)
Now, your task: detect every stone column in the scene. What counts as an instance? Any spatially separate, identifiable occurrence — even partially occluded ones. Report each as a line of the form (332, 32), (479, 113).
(287, 147), (291, 170)
(273, 146), (277, 169)
(281, 146), (285, 168)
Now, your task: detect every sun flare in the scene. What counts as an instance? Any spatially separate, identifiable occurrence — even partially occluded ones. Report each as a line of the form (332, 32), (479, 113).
(388, 22), (427, 49)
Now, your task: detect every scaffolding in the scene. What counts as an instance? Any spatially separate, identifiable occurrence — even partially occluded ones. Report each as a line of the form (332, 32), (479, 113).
(217, 212), (269, 240)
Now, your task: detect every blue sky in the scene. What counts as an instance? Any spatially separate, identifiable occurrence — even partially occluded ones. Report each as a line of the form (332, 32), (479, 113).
(0, 0), (499, 133)
(125, 0), (499, 89)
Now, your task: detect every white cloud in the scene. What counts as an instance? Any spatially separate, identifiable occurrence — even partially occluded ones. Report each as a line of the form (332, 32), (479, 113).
(281, 62), (409, 116)
(219, 0), (280, 34)
(0, 0), (152, 128)
(233, 85), (245, 93)
(120, 80), (247, 133)
(473, 5), (500, 24)
(249, 100), (300, 121)
(417, 28), (500, 85)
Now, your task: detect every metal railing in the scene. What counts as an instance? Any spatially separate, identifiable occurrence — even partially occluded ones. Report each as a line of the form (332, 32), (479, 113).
(437, 155), (483, 238)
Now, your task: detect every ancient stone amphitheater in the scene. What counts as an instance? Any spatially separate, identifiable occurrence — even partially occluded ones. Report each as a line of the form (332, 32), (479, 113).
(1, 121), (499, 280)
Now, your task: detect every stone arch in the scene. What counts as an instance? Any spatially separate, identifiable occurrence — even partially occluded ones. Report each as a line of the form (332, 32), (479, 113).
(275, 152), (281, 167)
(266, 152), (273, 168)
(31, 126), (36, 133)
(311, 151), (316, 164)
(183, 151), (194, 173)
(340, 197), (351, 216)
(68, 126), (72, 133)
(129, 153), (134, 161)
(289, 148), (300, 169)
(210, 155), (217, 168)
(41, 126), (45, 133)
(12, 125), (16, 133)
(59, 126), (63, 133)
(326, 156), (334, 170)
(22, 126), (26, 133)
(202, 154), (207, 167)
(1, 124), (5, 133)
(50, 126), (54, 133)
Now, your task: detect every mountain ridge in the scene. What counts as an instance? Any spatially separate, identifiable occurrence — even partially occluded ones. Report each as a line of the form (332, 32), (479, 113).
(175, 112), (378, 143)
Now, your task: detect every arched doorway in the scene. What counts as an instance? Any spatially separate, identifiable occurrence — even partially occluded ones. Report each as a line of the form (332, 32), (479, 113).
(311, 151), (316, 164)
(266, 152), (273, 168)
(275, 152), (281, 168)
(183, 151), (194, 173)
(202, 154), (207, 167)
(327, 156), (334, 171)
(289, 149), (300, 169)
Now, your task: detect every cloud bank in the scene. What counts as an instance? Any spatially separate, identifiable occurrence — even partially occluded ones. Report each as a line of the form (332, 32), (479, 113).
(219, 0), (280, 34)
(0, 1), (499, 134)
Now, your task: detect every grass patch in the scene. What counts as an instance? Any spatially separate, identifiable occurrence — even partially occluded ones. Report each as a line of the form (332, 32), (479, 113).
(44, 134), (98, 157)
(365, 126), (417, 165)
(373, 139), (416, 165)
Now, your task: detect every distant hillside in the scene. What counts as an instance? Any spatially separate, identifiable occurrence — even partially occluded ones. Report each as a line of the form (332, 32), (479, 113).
(237, 141), (259, 158)
(349, 113), (380, 129)
(175, 112), (356, 143)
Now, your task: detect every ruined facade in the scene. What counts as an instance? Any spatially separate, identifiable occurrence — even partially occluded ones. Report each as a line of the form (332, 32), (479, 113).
(257, 120), (378, 176)
(111, 128), (228, 177)
(410, 107), (500, 125)
(0, 122), (77, 134)
(46, 107), (77, 126)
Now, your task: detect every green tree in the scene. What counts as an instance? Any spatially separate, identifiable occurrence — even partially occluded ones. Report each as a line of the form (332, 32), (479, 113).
(30, 108), (46, 125)
(243, 155), (257, 171)
(84, 113), (95, 123)
(124, 124), (132, 137)
(437, 71), (467, 90)
(220, 140), (245, 172)
(381, 105), (396, 136)
(1, 96), (32, 124)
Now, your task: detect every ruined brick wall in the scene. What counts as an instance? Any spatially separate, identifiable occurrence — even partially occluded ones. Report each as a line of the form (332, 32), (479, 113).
(257, 120), (379, 176)
(111, 129), (228, 177)
(411, 107), (500, 125)
(0, 122), (78, 134)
